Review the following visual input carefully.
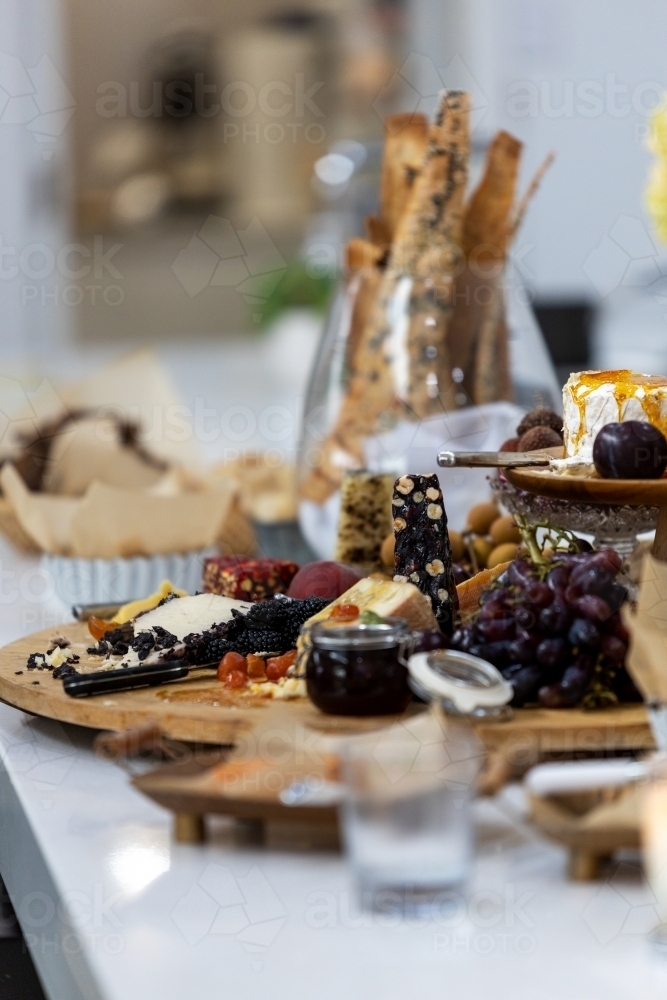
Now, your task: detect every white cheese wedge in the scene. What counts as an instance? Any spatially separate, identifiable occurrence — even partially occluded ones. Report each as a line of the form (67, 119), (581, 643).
(558, 369), (667, 469)
(302, 576), (438, 633)
(133, 593), (252, 639)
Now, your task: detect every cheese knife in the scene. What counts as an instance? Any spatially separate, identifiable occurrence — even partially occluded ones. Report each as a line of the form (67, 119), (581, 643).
(437, 450), (553, 469)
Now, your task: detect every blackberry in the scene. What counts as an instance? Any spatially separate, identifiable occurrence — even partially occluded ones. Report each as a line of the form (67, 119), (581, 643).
(53, 662), (78, 679)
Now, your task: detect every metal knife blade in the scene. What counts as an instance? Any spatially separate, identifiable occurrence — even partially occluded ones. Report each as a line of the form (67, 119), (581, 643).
(437, 450), (552, 469)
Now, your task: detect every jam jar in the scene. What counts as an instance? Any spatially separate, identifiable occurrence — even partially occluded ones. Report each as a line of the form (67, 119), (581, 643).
(306, 618), (414, 716)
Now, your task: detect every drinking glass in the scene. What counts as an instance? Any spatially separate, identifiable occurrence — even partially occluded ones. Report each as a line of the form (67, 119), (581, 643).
(340, 711), (482, 915)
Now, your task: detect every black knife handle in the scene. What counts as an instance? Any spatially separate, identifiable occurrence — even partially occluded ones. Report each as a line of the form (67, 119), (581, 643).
(63, 662), (190, 698)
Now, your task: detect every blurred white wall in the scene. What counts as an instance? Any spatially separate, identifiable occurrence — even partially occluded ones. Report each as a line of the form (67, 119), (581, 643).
(409, 0), (667, 303)
(0, 0), (73, 364)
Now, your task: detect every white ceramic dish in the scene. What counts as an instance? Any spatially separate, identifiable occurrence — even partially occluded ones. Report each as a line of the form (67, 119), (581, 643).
(41, 548), (216, 607)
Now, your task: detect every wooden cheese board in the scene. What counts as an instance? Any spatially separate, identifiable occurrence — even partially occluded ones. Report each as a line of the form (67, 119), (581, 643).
(0, 624), (655, 757)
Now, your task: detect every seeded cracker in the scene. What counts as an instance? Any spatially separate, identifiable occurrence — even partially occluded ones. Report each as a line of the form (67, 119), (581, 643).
(392, 473), (458, 635)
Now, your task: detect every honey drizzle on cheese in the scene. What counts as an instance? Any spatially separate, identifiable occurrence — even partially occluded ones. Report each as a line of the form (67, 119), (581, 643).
(568, 369), (667, 452)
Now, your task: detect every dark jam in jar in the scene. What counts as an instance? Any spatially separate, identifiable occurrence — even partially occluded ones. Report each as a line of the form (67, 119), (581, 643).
(306, 618), (413, 716)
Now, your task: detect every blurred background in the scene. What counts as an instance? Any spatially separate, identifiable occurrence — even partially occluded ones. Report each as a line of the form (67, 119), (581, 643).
(2, 0), (667, 461)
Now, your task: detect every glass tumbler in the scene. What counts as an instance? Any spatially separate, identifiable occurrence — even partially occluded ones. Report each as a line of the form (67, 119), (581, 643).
(340, 711), (481, 915)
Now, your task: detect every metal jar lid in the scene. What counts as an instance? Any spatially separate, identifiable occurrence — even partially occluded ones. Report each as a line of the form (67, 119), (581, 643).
(308, 617), (410, 651)
(407, 649), (513, 718)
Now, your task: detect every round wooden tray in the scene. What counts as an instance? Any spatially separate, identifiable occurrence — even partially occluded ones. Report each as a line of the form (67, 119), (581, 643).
(0, 623), (653, 754)
(505, 465), (667, 505)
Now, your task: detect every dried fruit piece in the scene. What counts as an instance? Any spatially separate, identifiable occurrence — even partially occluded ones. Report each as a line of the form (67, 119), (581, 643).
(218, 651), (246, 681)
(88, 617), (117, 641)
(330, 603), (360, 620)
(500, 437), (519, 452)
(487, 542), (519, 568)
(266, 650), (297, 681)
(225, 669), (248, 689)
(517, 425), (562, 452)
(246, 653), (267, 680)
(466, 502), (499, 535)
(490, 515), (521, 545)
(517, 408), (563, 437)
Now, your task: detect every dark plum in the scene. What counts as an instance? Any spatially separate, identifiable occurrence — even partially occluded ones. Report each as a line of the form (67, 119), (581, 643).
(536, 637), (568, 668)
(413, 628), (449, 654)
(568, 617), (601, 650)
(572, 594), (611, 622)
(593, 421), (667, 479)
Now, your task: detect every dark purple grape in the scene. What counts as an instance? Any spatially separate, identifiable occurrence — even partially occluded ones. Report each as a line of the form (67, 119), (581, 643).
(588, 549), (623, 573)
(572, 594), (611, 622)
(413, 628), (449, 654)
(568, 617), (601, 650)
(513, 604), (537, 629)
(507, 560), (534, 587)
(476, 617), (515, 642)
(477, 598), (509, 622)
(593, 421), (667, 479)
(605, 611), (630, 642)
(570, 564), (612, 595)
(469, 640), (512, 666)
(547, 565), (571, 592)
(507, 637), (536, 664)
(539, 600), (570, 635)
(525, 582), (553, 608)
(573, 537), (593, 552)
(602, 583), (628, 613)
(504, 664), (543, 706)
(538, 656), (594, 707)
(451, 564), (470, 585)
(536, 637), (568, 668)
(450, 625), (475, 652)
(600, 633), (627, 664)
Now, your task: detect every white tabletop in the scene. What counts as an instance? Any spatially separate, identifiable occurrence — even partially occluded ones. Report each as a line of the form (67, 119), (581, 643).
(1, 538), (667, 1000)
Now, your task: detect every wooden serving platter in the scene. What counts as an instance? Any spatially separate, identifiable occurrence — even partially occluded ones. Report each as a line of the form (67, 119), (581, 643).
(0, 625), (655, 757)
(505, 464), (667, 506)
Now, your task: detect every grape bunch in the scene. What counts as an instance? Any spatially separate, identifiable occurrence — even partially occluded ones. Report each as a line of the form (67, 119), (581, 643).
(450, 548), (637, 708)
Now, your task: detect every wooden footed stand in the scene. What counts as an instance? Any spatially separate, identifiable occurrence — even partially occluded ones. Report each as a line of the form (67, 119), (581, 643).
(652, 504), (667, 562)
(505, 462), (667, 564)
